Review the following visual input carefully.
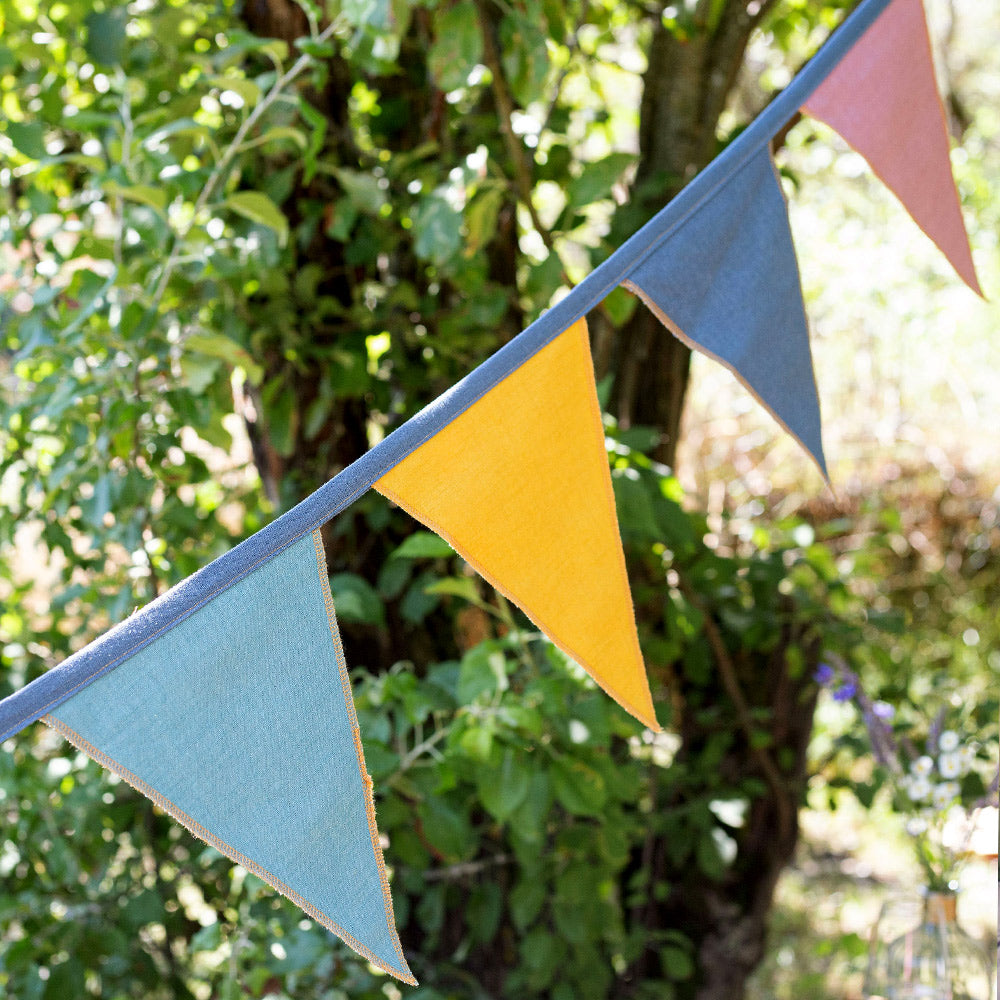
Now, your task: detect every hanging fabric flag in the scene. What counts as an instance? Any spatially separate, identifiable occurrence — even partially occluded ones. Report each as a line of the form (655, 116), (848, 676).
(42, 530), (415, 985)
(621, 148), (826, 477)
(373, 318), (660, 732)
(802, 0), (981, 294)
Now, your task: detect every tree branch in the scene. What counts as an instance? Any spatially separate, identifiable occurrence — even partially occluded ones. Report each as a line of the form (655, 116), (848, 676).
(144, 20), (340, 322)
(678, 578), (795, 843)
(474, 0), (556, 255)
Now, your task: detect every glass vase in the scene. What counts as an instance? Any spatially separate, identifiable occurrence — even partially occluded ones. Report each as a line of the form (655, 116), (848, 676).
(864, 891), (994, 1000)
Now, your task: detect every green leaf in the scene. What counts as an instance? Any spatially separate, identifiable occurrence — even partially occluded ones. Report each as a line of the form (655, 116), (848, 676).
(478, 748), (530, 821)
(5, 121), (46, 160)
(328, 573), (386, 627)
(333, 167), (387, 215)
(208, 75), (262, 108)
(376, 557), (411, 600)
(660, 944), (694, 981)
(303, 386), (332, 440)
(500, 10), (549, 107)
(509, 769), (551, 843)
(510, 876), (546, 929)
(190, 922), (222, 953)
(184, 333), (264, 385)
(466, 882), (503, 944)
(567, 153), (636, 209)
(144, 118), (213, 147)
(695, 830), (725, 880)
(299, 98), (328, 184)
(418, 797), (473, 861)
(263, 382), (298, 456)
(256, 39), (289, 63)
(361, 742), (400, 779)
(390, 531), (454, 560)
(224, 191), (288, 246)
(602, 285), (638, 326)
(459, 723), (494, 762)
(84, 7), (128, 66)
(705, 0), (728, 32)
(413, 193), (463, 266)
(43, 957), (85, 1000)
(428, 3), (483, 92)
(103, 182), (168, 213)
(400, 571), (441, 624)
(121, 889), (164, 930)
(551, 757), (606, 817)
(179, 354), (221, 394)
(295, 37), (336, 58)
(520, 926), (566, 989)
(242, 126), (308, 150)
(458, 642), (508, 703)
(424, 576), (488, 609)
(522, 251), (563, 302)
(465, 186), (505, 257)
(553, 864), (604, 944)
(613, 470), (662, 541)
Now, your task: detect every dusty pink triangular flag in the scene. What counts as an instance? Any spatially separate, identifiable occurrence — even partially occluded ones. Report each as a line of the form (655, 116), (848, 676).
(803, 0), (981, 294)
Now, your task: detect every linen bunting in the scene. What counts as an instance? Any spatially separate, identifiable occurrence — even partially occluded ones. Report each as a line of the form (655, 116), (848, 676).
(621, 148), (826, 477)
(374, 318), (660, 731)
(802, 0), (981, 295)
(43, 531), (415, 983)
(0, 0), (983, 982)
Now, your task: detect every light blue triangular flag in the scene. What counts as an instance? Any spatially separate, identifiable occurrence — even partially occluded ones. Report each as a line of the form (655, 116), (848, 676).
(622, 147), (826, 477)
(44, 530), (414, 985)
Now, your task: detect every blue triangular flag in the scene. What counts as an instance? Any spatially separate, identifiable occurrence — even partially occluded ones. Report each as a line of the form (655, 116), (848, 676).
(622, 147), (826, 477)
(43, 530), (414, 984)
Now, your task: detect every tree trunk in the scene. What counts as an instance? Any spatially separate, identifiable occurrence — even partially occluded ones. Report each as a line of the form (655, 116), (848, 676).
(622, 603), (820, 1000)
(609, 7), (820, 999)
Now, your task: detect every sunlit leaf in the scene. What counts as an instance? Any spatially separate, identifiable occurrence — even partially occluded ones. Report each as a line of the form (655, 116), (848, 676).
(224, 191), (288, 245)
(4, 121), (45, 160)
(84, 7), (128, 66)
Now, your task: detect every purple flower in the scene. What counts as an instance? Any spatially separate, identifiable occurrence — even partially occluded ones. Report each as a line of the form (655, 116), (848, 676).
(872, 701), (895, 720)
(833, 680), (857, 702)
(814, 662), (835, 685)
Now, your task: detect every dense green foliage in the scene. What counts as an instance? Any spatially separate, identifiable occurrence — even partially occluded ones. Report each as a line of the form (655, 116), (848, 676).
(1, 0), (995, 998)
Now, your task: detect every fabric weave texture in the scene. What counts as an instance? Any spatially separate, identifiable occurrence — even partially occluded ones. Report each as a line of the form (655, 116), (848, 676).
(48, 530), (414, 984)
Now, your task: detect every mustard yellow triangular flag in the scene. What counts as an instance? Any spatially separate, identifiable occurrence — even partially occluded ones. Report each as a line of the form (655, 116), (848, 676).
(375, 318), (659, 730)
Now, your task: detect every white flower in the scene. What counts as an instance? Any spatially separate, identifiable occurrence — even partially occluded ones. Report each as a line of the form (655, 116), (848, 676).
(908, 776), (933, 802)
(958, 745), (976, 768)
(938, 752), (963, 779)
(911, 756), (934, 777)
(938, 731), (960, 753)
(906, 816), (928, 836)
(932, 782), (960, 810)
